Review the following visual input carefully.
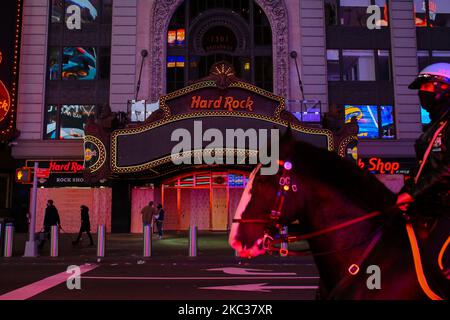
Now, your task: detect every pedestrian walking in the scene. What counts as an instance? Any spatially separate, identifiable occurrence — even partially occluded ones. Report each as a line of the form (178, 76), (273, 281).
(155, 204), (165, 239)
(72, 205), (94, 247)
(38, 200), (61, 251)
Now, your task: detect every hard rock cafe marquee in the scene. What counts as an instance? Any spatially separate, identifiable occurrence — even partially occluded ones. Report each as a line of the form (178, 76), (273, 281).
(84, 63), (358, 232)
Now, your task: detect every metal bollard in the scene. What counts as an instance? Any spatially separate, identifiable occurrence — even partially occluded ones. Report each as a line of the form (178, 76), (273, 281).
(50, 225), (59, 257)
(97, 225), (105, 257)
(189, 225), (197, 257)
(143, 224), (152, 257)
(280, 226), (288, 257)
(3, 223), (14, 257)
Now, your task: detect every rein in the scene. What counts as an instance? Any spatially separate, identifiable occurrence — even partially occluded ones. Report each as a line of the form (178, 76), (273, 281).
(233, 209), (384, 256)
(272, 209), (382, 243)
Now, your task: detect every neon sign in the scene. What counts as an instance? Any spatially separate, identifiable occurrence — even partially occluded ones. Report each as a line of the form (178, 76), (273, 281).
(25, 160), (85, 174)
(49, 161), (85, 174)
(0, 81), (11, 123)
(190, 96), (254, 112)
(358, 157), (401, 175)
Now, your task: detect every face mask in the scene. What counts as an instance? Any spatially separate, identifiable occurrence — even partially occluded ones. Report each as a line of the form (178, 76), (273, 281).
(419, 91), (447, 121)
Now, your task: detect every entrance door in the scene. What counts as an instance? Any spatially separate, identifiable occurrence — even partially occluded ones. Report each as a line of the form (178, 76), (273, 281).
(211, 188), (228, 230)
(163, 188), (178, 230)
(179, 189), (192, 230)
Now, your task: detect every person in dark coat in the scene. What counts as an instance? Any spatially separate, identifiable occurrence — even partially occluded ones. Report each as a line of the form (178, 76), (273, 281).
(155, 204), (165, 239)
(72, 205), (94, 246)
(38, 200), (61, 250)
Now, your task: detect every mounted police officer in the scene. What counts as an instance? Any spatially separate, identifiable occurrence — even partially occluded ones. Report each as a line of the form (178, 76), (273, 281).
(397, 63), (450, 282)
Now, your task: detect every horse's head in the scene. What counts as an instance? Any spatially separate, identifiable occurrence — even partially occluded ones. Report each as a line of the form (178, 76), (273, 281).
(229, 129), (304, 258)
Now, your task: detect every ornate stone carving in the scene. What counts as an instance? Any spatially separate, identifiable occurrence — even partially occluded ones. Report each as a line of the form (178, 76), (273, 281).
(198, 62), (242, 89)
(149, 0), (289, 101)
(189, 9), (250, 56)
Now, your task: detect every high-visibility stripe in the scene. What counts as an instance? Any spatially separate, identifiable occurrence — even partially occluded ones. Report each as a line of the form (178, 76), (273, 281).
(405, 223), (443, 300)
(438, 236), (450, 271)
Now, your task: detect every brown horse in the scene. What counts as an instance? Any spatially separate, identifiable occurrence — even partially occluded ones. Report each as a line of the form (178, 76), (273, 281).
(229, 130), (448, 300)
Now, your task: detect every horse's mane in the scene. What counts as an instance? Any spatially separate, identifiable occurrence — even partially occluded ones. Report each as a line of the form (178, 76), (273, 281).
(291, 140), (397, 212)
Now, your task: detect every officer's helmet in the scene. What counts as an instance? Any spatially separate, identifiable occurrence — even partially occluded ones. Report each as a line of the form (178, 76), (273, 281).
(409, 63), (450, 93)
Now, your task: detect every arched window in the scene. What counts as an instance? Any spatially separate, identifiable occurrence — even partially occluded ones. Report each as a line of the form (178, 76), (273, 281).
(166, 0), (273, 93)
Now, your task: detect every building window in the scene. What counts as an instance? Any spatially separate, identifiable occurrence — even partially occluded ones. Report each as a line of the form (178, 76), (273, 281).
(415, 0), (427, 27)
(431, 0), (450, 27)
(44, 105), (97, 140)
(341, 0), (372, 27)
(51, 0), (64, 23)
(48, 47), (111, 81)
(343, 50), (376, 81)
(417, 50), (450, 71)
(325, 0), (389, 27)
(44, 105), (58, 140)
(255, 56), (273, 92)
(62, 47), (97, 80)
(51, 0), (112, 25)
(417, 50), (430, 70)
(431, 50), (450, 63)
(328, 49), (391, 81)
(377, 50), (392, 81)
(327, 50), (341, 81)
(345, 104), (395, 139)
(166, 0), (273, 93)
(415, 0), (450, 27)
(48, 47), (60, 80)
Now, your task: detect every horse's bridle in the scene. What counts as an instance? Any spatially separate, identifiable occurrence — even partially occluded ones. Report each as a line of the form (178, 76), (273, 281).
(232, 160), (302, 256)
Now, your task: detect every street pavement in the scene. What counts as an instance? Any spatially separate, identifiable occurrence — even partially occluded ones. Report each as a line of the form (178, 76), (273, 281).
(0, 232), (319, 300)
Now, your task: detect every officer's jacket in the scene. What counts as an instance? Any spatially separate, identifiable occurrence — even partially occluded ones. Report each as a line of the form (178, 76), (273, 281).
(405, 111), (449, 204)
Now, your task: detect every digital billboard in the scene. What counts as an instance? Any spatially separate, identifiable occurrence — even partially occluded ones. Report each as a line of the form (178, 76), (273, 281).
(345, 105), (379, 139)
(345, 104), (395, 139)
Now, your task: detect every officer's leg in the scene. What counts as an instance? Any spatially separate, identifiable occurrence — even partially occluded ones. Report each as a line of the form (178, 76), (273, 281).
(426, 214), (450, 296)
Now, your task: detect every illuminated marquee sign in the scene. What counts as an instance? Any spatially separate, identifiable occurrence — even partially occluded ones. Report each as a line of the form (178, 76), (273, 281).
(25, 160), (89, 187)
(0, 0), (22, 141)
(26, 160), (85, 174)
(190, 95), (254, 112)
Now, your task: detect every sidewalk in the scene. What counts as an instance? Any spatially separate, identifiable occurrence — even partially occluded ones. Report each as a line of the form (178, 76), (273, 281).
(3, 231), (310, 264)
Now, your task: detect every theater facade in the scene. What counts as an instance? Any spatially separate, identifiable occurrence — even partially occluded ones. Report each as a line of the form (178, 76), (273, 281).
(84, 63), (357, 232)
(8, 0), (443, 232)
